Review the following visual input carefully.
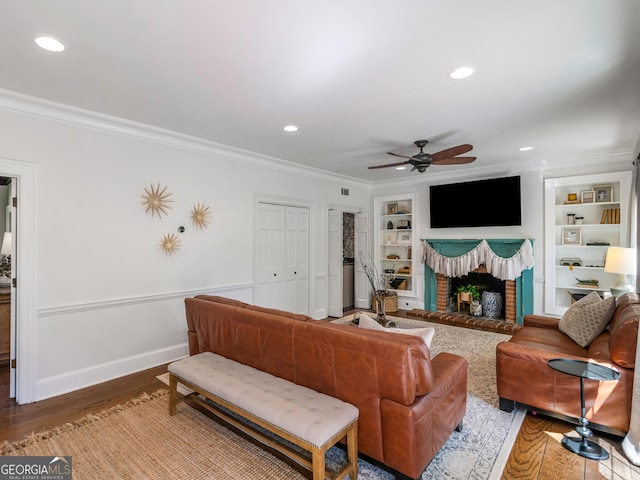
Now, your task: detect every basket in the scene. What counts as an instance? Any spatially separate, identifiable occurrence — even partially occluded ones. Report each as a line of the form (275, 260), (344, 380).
(372, 292), (398, 312)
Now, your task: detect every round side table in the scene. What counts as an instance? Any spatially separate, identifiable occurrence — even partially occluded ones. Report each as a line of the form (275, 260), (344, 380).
(547, 358), (620, 460)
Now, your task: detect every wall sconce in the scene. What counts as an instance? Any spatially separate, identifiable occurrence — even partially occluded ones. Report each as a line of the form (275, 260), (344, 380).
(604, 246), (637, 297)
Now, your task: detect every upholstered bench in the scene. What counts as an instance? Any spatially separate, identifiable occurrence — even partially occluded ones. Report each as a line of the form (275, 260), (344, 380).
(168, 352), (359, 480)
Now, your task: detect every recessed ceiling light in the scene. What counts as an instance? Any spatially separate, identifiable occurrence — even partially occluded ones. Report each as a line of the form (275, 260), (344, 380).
(519, 146), (534, 151)
(283, 125), (298, 132)
(395, 166), (406, 170)
(450, 66), (475, 80)
(35, 36), (65, 52)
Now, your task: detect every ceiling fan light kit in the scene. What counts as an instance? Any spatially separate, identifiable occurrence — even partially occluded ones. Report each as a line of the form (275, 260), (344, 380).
(369, 139), (476, 173)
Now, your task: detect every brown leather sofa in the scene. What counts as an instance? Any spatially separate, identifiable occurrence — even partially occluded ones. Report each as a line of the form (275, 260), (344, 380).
(496, 293), (639, 436)
(184, 295), (468, 480)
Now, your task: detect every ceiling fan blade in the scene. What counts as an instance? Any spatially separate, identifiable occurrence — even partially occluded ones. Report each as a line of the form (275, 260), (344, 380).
(386, 151), (414, 159)
(430, 144), (473, 161)
(432, 156), (476, 165)
(368, 160), (410, 169)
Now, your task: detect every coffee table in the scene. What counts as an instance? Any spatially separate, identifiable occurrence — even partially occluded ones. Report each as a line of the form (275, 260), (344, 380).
(547, 358), (620, 460)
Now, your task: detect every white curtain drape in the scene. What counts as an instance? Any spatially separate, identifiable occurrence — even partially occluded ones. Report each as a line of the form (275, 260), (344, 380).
(421, 239), (534, 280)
(623, 157), (640, 465)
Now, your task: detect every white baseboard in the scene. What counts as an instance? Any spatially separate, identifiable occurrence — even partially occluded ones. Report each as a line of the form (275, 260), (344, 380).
(35, 343), (189, 401)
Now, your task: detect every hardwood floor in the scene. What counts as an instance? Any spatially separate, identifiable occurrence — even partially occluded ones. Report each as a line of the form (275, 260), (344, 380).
(0, 317), (637, 479)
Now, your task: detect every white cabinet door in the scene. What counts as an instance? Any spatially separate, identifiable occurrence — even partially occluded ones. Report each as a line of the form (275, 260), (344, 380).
(255, 203), (309, 314)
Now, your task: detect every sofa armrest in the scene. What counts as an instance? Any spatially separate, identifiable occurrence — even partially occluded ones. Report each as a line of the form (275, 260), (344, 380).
(523, 314), (560, 329)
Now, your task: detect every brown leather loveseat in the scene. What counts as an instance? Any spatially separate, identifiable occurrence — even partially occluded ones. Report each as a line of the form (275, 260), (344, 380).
(496, 293), (638, 436)
(184, 295), (468, 480)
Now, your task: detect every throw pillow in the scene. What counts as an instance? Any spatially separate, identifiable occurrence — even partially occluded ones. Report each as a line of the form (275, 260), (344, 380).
(357, 313), (435, 348)
(558, 291), (616, 347)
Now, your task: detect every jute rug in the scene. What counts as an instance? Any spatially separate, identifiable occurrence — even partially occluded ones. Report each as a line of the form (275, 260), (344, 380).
(2, 321), (524, 480)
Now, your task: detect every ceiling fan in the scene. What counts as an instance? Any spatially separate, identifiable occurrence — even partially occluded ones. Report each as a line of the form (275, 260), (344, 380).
(369, 140), (476, 173)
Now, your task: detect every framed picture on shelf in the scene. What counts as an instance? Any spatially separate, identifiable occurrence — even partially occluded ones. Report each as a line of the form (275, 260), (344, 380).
(397, 232), (412, 244)
(580, 190), (595, 203)
(387, 202), (398, 215)
(592, 184), (612, 203)
(561, 227), (582, 246)
(396, 201), (410, 214)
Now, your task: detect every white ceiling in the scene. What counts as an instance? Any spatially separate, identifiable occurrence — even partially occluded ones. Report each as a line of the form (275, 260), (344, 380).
(2, 0), (640, 182)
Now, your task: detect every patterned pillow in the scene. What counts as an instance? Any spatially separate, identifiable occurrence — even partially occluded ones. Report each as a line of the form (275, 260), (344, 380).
(358, 313), (435, 348)
(558, 291), (616, 347)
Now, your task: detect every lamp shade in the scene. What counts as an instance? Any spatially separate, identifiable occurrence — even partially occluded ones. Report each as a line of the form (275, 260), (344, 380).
(604, 247), (637, 275)
(0, 232), (10, 256)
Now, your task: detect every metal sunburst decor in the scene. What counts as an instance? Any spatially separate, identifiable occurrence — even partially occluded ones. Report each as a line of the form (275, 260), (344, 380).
(141, 183), (174, 218)
(160, 233), (181, 255)
(191, 203), (212, 229)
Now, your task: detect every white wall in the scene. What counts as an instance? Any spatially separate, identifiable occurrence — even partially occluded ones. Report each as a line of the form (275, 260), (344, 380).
(0, 95), (371, 401)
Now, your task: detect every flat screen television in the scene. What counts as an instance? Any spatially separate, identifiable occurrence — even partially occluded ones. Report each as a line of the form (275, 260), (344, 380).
(430, 175), (521, 228)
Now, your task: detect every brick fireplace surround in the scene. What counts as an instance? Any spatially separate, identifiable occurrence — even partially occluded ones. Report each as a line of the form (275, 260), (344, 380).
(422, 239), (534, 326)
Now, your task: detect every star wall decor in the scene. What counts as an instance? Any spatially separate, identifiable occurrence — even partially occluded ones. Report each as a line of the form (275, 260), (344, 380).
(160, 233), (181, 255)
(141, 183), (174, 218)
(191, 203), (212, 229)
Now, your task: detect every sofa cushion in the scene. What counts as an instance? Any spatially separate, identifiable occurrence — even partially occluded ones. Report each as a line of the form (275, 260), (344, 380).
(558, 291), (615, 348)
(358, 313), (435, 348)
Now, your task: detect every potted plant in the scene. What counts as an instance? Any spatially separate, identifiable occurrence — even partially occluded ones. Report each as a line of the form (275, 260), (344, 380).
(457, 284), (480, 302)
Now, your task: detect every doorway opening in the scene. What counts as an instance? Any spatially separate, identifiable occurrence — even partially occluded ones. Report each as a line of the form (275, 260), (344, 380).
(0, 175), (15, 400)
(342, 212), (355, 311)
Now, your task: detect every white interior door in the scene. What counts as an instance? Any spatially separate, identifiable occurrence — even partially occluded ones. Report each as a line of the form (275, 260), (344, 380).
(327, 209), (343, 317)
(354, 211), (370, 308)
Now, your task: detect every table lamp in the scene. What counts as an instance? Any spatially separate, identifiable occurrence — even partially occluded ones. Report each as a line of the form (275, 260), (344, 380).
(604, 246), (637, 297)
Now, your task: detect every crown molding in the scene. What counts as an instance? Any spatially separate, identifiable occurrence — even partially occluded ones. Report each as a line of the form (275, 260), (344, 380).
(0, 88), (371, 188)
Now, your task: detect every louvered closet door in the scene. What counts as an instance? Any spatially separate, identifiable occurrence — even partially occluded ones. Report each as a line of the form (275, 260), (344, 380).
(285, 206), (309, 315)
(255, 203), (309, 314)
(255, 203), (286, 310)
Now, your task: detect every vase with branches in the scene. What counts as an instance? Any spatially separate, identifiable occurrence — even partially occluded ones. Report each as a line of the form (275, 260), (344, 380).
(358, 251), (392, 325)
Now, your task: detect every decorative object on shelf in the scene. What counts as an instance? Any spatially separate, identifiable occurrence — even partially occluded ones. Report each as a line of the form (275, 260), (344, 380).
(190, 203), (211, 229)
(560, 257), (583, 267)
(575, 277), (599, 288)
(581, 190), (595, 203)
(387, 203), (398, 215)
(575, 216), (584, 225)
(386, 254), (400, 259)
(385, 232), (396, 245)
(397, 220), (411, 229)
(481, 291), (503, 319)
(396, 201), (410, 214)
(604, 246), (637, 297)
(586, 241), (610, 246)
(566, 213), (576, 225)
(422, 238), (534, 281)
(160, 233), (181, 255)
(397, 266), (411, 274)
(564, 193), (580, 204)
(388, 278), (407, 290)
(593, 184), (613, 203)
(561, 227), (581, 245)
(141, 183), (173, 218)
(387, 220), (393, 229)
(0, 232), (10, 284)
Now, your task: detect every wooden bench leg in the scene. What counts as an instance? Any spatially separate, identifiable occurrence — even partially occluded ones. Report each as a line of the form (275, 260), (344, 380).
(168, 373), (177, 416)
(312, 447), (325, 480)
(347, 420), (358, 479)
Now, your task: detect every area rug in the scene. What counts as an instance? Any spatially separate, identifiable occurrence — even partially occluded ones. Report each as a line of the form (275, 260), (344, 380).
(2, 321), (524, 480)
